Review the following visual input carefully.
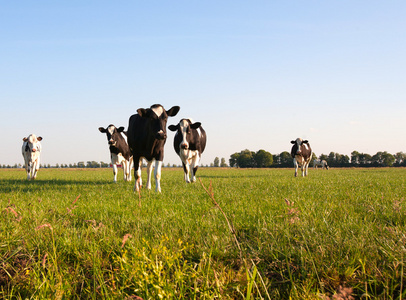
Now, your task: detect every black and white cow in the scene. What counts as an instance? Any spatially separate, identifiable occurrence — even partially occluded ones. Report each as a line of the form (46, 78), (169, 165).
(22, 134), (42, 180)
(290, 138), (312, 177)
(169, 118), (207, 183)
(313, 159), (329, 170)
(127, 104), (180, 192)
(99, 125), (133, 182)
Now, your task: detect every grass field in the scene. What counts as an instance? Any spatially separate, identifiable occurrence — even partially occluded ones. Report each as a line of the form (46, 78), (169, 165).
(1, 167), (405, 299)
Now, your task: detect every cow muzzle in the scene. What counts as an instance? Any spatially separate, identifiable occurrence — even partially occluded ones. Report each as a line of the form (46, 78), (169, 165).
(32, 148), (36, 153)
(156, 130), (166, 140)
(181, 143), (189, 150)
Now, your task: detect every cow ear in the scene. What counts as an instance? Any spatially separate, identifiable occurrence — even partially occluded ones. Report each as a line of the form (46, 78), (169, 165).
(137, 108), (148, 117)
(303, 140), (309, 144)
(23, 137), (28, 142)
(190, 122), (201, 129)
(117, 127), (125, 132)
(37, 136), (43, 141)
(168, 125), (178, 131)
(290, 140), (295, 144)
(99, 127), (107, 133)
(166, 106), (180, 117)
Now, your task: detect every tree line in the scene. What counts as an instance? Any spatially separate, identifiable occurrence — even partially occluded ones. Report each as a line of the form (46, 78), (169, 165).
(0, 161), (111, 169)
(3, 151), (405, 169)
(227, 149), (406, 168)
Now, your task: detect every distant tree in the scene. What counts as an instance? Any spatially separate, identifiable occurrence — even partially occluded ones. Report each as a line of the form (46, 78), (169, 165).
(220, 158), (228, 167)
(359, 153), (372, 165)
(319, 154), (328, 161)
(213, 157), (220, 167)
(86, 161), (100, 168)
(326, 152), (336, 167)
(237, 149), (256, 168)
(394, 152), (406, 166)
(229, 153), (240, 167)
(382, 152), (395, 167)
(254, 149), (273, 167)
(351, 151), (360, 165)
(310, 153), (317, 166)
(371, 152), (384, 166)
(339, 155), (350, 166)
(280, 151), (293, 167)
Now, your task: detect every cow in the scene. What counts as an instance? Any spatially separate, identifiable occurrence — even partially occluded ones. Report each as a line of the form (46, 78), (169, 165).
(168, 118), (207, 183)
(99, 125), (133, 182)
(313, 159), (329, 170)
(22, 134), (43, 180)
(290, 138), (312, 177)
(127, 104), (180, 192)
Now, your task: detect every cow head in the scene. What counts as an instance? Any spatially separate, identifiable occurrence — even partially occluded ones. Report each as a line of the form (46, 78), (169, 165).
(137, 104), (180, 140)
(169, 119), (201, 150)
(99, 125), (125, 147)
(291, 138), (309, 155)
(23, 134), (42, 156)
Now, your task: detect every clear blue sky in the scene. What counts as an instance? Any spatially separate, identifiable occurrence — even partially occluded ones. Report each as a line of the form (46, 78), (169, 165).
(1, 1), (405, 166)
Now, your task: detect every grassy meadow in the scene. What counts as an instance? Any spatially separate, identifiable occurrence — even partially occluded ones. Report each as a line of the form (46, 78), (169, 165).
(1, 167), (405, 299)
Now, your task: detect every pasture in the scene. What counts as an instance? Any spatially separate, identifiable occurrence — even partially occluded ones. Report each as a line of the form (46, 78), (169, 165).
(1, 167), (405, 299)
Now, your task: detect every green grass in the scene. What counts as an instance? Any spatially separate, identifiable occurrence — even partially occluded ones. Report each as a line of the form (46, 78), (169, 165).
(1, 167), (405, 299)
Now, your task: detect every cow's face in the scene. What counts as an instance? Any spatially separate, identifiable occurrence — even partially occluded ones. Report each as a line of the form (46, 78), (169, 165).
(138, 104), (180, 140)
(291, 138), (309, 155)
(99, 125), (125, 147)
(23, 134), (42, 157)
(169, 119), (201, 150)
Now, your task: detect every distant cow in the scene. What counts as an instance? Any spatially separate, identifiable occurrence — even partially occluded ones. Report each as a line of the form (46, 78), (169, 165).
(99, 125), (133, 182)
(313, 159), (329, 170)
(290, 138), (312, 177)
(127, 104), (180, 192)
(22, 134), (43, 180)
(169, 118), (207, 183)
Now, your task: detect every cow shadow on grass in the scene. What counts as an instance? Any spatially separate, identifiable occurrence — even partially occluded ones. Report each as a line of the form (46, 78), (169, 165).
(0, 178), (115, 194)
(198, 173), (271, 179)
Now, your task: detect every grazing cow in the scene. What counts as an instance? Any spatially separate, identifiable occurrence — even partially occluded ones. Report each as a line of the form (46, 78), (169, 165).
(22, 134), (42, 180)
(290, 138), (312, 177)
(99, 125), (133, 182)
(313, 159), (329, 170)
(169, 118), (207, 183)
(127, 104), (180, 192)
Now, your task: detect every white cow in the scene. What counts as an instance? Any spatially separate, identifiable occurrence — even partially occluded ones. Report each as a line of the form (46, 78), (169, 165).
(313, 159), (329, 170)
(22, 134), (43, 180)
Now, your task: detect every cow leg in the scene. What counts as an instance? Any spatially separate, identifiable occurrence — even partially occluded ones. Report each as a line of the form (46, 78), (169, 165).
(122, 162), (127, 181)
(122, 159), (131, 182)
(154, 160), (162, 192)
(32, 160), (39, 180)
(304, 162), (309, 176)
(112, 163), (118, 182)
(182, 162), (191, 183)
(146, 160), (154, 190)
(293, 159), (298, 177)
(25, 164), (31, 180)
(127, 157), (133, 181)
(134, 158), (143, 192)
(190, 155), (200, 183)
